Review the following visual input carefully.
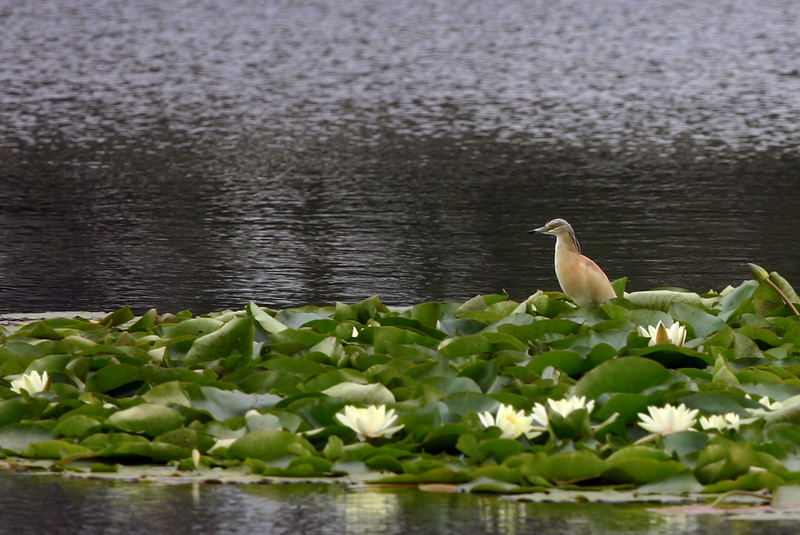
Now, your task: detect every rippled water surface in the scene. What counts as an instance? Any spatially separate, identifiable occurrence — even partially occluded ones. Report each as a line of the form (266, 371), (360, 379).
(1, 0), (799, 314)
(1, 473), (799, 535)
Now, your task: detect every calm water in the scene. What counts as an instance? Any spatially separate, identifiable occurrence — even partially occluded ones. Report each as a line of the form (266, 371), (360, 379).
(1, 473), (798, 535)
(1, 0), (799, 314)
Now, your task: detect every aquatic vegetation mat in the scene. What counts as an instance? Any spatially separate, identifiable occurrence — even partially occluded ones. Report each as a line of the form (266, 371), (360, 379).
(3, 265), (800, 508)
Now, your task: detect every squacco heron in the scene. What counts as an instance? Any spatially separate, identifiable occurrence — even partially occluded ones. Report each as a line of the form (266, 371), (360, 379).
(529, 218), (616, 306)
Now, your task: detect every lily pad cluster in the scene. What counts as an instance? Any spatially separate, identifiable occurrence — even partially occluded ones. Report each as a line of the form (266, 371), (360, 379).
(1, 266), (800, 496)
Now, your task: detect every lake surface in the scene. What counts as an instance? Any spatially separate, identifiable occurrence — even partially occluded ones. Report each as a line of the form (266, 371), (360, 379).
(1, 472), (799, 535)
(1, 0), (799, 315)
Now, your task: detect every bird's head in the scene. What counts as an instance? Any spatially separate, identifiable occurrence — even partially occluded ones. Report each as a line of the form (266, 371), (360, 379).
(528, 218), (574, 237)
(528, 218), (580, 251)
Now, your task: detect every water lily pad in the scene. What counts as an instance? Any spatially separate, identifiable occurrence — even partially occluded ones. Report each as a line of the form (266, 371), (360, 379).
(670, 302), (726, 338)
(247, 302), (287, 334)
(528, 350), (587, 376)
(85, 364), (146, 394)
(703, 470), (786, 492)
(142, 381), (192, 407)
(188, 386), (281, 421)
(228, 428), (314, 461)
(99, 307), (135, 328)
(322, 382), (395, 404)
(96, 440), (191, 463)
(184, 317), (254, 365)
(572, 357), (671, 399)
(535, 450), (608, 484)
(629, 345), (711, 369)
(717, 281), (758, 321)
(23, 439), (93, 459)
(605, 456), (690, 485)
(772, 484), (800, 506)
(365, 454), (403, 473)
(0, 399), (29, 426)
(107, 404), (184, 437)
(54, 415), (102, 438)
(371, 467), (471, 484)
(0, 423), (55, 454)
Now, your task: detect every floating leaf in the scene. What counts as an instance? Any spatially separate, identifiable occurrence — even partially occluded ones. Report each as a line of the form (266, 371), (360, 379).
(0, 424), (55, 454)
(54, 415), (102, 438)
(188, 386), (281, 421)
(537, 451), (608, 484)
(371, 468), (471, 484)
(184, 317), (254, 365)
(772, 485), (800, 506)
(0, 399), (29, 426)
(228, 428), (314, 461)
(247, 302), (287, 334)
(625, 291), (716, 311)
(572, 357), (671, 398)
(528, 350), (586, 376)
(96, 440), (190, 462)
(99, 307), (135, 328)
(142, 381), (192, 407)
(107, 404), (184, 437)
(703, 470), (786, 492)
(717, 281), (758, 321)
(670, 302), (726, 338)
(85, 364), (146, 394)
(23, 439), (93, 459)
(322, 382), (395, 404)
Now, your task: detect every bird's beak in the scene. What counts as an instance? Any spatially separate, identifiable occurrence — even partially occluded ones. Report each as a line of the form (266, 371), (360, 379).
(528, 225), (550, 235)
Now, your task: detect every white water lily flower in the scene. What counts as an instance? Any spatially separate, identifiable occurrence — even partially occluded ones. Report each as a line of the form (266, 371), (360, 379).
(208, 437), (237, 454)
(191, 448), (201, 470)
(698, 412), (740, 432)
(479, 404), (546, 439)
(746, 395), (783, 416)
(637, 403), (698, 435)
(638, 321), (686, 347)
(9, 370), (49, 396)
(547, 395), (595, 418)
(336, 405), (404, 441)
(756, 395), (782, 411)
(531, 403), (549, 429)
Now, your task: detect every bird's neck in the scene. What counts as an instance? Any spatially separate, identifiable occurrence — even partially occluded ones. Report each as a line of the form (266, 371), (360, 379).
(555, 233), (580, 255)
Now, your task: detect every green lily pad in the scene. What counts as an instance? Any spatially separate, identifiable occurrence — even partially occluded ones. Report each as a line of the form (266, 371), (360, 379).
(23, 439), (93, 459)
(536, 450), (609, 484)
(527, 350), (587, 376)
(54, 415), (102, 438)
(85, 364), (146, 394)
(572, 357), (671, 398)
(184, 316), (254, 365)
(0, 399), (29, 426)
(188, 386), (281, 421)
(96, 440), (191, 463)
(0, 423), (55, 454)
(322, 382), (395, 404)
(228, 428), (314, 461)
(107, 404), (184, 437)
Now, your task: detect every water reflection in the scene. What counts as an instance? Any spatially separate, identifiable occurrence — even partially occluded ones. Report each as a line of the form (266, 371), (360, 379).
(3, 473), (800, 535)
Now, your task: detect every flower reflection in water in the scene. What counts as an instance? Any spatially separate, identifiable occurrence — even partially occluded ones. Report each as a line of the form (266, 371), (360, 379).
(342, 488), (402, 535)
(477, 498), (530, 535)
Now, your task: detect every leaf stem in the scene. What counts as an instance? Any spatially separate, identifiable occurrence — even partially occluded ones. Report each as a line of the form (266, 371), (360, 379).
(765, 279), (800, 315)
(710, 490), (771, 508)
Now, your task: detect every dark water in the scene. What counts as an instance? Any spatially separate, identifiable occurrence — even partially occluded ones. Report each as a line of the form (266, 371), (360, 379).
(1, 0), (799, 316)
(0, 473), (798, 535)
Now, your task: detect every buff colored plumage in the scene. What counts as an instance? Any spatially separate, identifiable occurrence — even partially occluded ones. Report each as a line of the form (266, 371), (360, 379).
(529, 218), (616, 306)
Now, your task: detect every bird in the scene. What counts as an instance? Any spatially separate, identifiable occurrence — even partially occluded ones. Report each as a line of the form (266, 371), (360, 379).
(528, 218), (616, 306)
